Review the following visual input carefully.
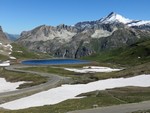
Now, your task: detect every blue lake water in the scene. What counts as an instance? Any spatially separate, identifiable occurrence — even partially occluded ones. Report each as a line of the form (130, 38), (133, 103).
(21, 59), (90, 65)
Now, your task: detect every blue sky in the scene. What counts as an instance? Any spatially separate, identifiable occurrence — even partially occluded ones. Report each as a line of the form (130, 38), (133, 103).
(0, 0), (150, 34)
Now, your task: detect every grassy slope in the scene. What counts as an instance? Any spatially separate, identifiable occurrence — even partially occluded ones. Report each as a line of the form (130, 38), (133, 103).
(11, 43), (51, 60)
(22, 66), (77, 77)
(21, 66), (99, 84)
(0, 67), (47, 89)
(21, 61), (150, 84)
(0, 43), (50, 89)
(0, 54), (9, 60)
(82, 39), (150, 66)
(0, 43), (46, 61)
(93, 62), (150, 80)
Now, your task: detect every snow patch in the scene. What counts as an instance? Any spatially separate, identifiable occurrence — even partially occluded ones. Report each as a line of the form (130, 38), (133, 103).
(64, 66), (121, 73)
(3, 44), (12, 51)
(0, 78), (26, 93)
(0, 61), (10, 66)
(0, 74), (150, 110)
(16, 51), (23, 53)
(128, 20), (150, 26)
(0, 43), (13, 55)
(9, 56), (16, 60)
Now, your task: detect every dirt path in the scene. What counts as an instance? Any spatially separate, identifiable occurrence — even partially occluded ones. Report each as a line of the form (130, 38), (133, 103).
(68, 101), (150, 113)
(0, 65), (70, 104)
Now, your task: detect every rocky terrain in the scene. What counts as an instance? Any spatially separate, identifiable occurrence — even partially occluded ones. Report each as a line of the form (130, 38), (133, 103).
(17, 12), (150, 58)
(0, 26), (10, 44)
(0, 26), (12, 57)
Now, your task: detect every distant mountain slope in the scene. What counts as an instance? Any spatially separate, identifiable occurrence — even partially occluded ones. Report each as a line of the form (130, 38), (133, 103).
(17, 12), (150, 58)
(5, 33), (20, 41)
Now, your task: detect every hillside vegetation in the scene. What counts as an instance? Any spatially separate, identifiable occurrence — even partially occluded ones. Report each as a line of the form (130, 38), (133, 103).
(0, 39), (149, 113)
(82, 39), (150, 66)
(11, 43), (51, 60)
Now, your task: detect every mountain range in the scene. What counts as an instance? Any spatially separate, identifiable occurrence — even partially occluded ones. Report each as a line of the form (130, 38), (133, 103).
(3, 12), (150, 58)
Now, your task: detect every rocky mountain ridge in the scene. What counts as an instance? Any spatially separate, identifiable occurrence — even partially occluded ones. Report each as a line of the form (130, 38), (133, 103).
(17, 12), (150, 58)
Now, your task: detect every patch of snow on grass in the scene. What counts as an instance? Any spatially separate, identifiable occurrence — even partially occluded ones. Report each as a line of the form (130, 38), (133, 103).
(0, 74), (150, 110)
(16, 51), (23, 53)
(64, 66), (121, 73)
(0, 61), (10, 66)
(0, 78), (26, 93)
(9, 56), (16, 60)
(3, 44), (12, 51)
(8, 52), (11, 55)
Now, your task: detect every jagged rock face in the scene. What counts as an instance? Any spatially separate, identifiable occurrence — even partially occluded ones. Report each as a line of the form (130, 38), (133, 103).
(17, 12), (150, 58)
(0, 26), (10, 44)
(19, 25), (77, 42)
(91, 29), (139, 50)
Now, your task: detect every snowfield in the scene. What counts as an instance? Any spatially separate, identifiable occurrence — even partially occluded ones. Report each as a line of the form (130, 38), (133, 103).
(0, 78), (26, 93)
(64, 66), (122, 73)
(128, 20), (150, 26)
(0, 61), (10, 66)
(9, 56), (16, 60)
(0, 74), (150, 110)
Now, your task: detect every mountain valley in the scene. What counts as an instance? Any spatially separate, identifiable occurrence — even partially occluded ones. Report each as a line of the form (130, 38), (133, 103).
(0, 12), (150, 113)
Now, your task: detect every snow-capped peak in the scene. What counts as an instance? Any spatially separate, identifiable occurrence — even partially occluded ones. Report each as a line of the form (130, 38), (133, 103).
(100, 12), (133, 24)
(74, 12), (150, 30)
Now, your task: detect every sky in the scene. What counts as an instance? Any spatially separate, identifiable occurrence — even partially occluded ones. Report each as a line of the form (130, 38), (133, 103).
(0, 0), (150, 34)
